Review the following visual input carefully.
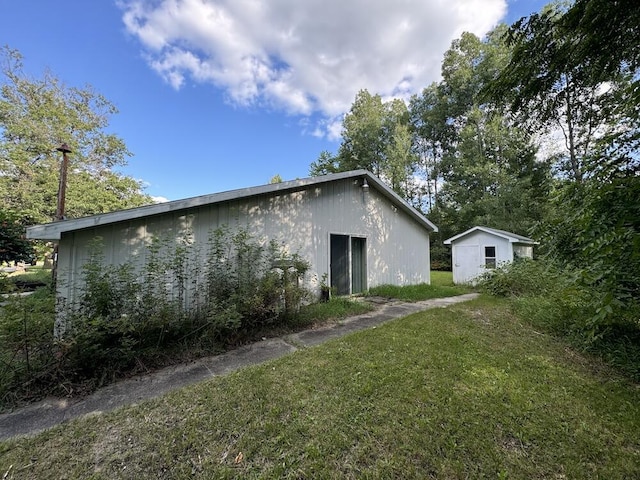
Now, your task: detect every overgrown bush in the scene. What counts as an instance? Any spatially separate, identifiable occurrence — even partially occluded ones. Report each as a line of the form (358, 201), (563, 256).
(479, 259), (640, 381)
(54, 227), (310, 382)
(0, 287), (56, 407)
(0, 227), (314, 410)
(478, 258), (566, 297)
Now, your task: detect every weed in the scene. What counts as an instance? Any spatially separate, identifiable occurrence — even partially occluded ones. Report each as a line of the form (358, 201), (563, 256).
(0, 227), (312, 410)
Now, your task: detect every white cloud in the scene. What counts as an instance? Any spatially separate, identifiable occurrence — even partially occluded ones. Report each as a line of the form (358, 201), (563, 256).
(120, 0), (506, 136)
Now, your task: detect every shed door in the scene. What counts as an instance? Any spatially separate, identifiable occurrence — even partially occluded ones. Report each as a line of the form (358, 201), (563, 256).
(453, 245), (480, 284)
(330, 234), (350, 295)
(351, 237), (367, 294)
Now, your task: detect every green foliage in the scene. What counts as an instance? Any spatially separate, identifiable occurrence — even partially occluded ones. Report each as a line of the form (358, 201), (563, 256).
(367, 281), (471, 301)
(536, 178), (640, 334)
(202, 227), (310, 336)
(478, 258), (565, 298)
(3, 300), (640, 478)
(479, 258), (640, 380)
(1, 266), (50, 294)
(433, 28), (551, 238)
(479, 259), (593, 335)
(409, 27), (551, 267)
(408, 82), (453, 213)
(489, 2), (638, 182)
(309, 90), (419, 202)
(0, 209), (36, 266)
(294, 297), (374, 327)
(0, 287), (56, 407)
(0, 47), (151, 224)
(312, 28), (552, 273)
(0, 227), (312, 409)
(476, 0), (640, 370)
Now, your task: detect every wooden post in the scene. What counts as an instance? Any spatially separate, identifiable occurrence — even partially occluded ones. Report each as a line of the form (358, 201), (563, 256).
(52, 143), (72, 286)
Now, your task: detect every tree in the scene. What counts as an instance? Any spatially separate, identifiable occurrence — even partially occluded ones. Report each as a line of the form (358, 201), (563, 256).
(339, 90), (386, 175)
(309, 150), (340, 176)
(409, 82), (454, 212)
(489, 2), (638, 182)
(559, 0), (640, 178)
(0, 209), (35, 265)
(488, 1), (640, 331)
(309, 90), (419, 202)
(438, 107), (549, 233)
(0, 47), (151, 224)
(409, 27), (551, 268)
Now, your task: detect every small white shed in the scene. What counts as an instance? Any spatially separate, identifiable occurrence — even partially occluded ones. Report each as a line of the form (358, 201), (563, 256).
(444, 226), (537, 284)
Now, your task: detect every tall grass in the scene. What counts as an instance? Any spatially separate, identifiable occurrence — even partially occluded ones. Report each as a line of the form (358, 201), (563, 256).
(479, 259), (640, 381)
(368, 271), (472, 301)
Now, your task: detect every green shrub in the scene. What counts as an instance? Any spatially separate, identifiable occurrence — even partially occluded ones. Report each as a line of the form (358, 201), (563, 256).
(480, 258), (640, 381)
(477, 258), (563, 297)
(52, 228), (311, 381)
(201, 227), (310, 336)
(0, 227), (316, 409)
(0, 287), (56, 408)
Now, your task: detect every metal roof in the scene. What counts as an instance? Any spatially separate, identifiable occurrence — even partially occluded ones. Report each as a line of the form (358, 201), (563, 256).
(444, 226), (537, 245)
(27, 170), (438, 240)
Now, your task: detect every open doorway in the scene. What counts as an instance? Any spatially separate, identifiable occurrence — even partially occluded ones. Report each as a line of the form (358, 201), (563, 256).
(330, 234), (367, 295)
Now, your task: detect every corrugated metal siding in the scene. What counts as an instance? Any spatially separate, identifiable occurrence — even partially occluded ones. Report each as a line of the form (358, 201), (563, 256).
(55, 178), (431, 310)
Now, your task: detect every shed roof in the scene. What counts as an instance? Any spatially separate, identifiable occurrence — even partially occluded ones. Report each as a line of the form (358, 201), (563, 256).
(444, 226), (537, 245)
(27, 170), (438, 240)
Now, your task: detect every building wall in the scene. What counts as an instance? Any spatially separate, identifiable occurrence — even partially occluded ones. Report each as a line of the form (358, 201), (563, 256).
(451, 231), (513, 284)
(56, 178), (431, 310)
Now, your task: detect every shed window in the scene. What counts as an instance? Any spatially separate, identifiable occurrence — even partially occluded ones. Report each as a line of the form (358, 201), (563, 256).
(484, 246), (496, 268)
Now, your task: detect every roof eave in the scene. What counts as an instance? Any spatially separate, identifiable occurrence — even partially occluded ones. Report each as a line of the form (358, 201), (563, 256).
(26, 170), (437, 240)
(444, 226), (535, 245)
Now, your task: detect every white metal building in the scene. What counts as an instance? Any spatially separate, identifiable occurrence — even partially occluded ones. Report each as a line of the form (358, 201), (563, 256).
(27, 170), (437, 321)
(444, 226), (537, 284)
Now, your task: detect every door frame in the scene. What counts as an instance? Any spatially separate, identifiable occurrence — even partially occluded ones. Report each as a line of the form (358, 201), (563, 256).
(329, 232), (368, 295)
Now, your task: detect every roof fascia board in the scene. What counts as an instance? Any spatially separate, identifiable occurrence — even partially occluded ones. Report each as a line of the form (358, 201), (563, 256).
(444, 226), (536, 245)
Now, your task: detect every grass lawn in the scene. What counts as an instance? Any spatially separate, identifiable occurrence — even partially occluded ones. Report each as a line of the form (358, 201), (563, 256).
(1, 265), (51, 295)
(2, 296), (638, 479)
(367, 270), (473, 301)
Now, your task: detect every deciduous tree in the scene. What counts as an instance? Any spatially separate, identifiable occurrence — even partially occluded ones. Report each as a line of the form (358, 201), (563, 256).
(0, 47), (151, 224)
(0, 209), (35, 265)
(489, 2), (638, 181)
(309, 90), (419, 201)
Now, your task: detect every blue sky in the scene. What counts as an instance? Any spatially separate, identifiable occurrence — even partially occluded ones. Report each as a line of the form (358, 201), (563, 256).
(2, 0), (549, 202)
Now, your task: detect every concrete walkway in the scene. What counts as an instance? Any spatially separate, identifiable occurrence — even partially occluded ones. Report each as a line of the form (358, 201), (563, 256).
(0, 293), (479, 441)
